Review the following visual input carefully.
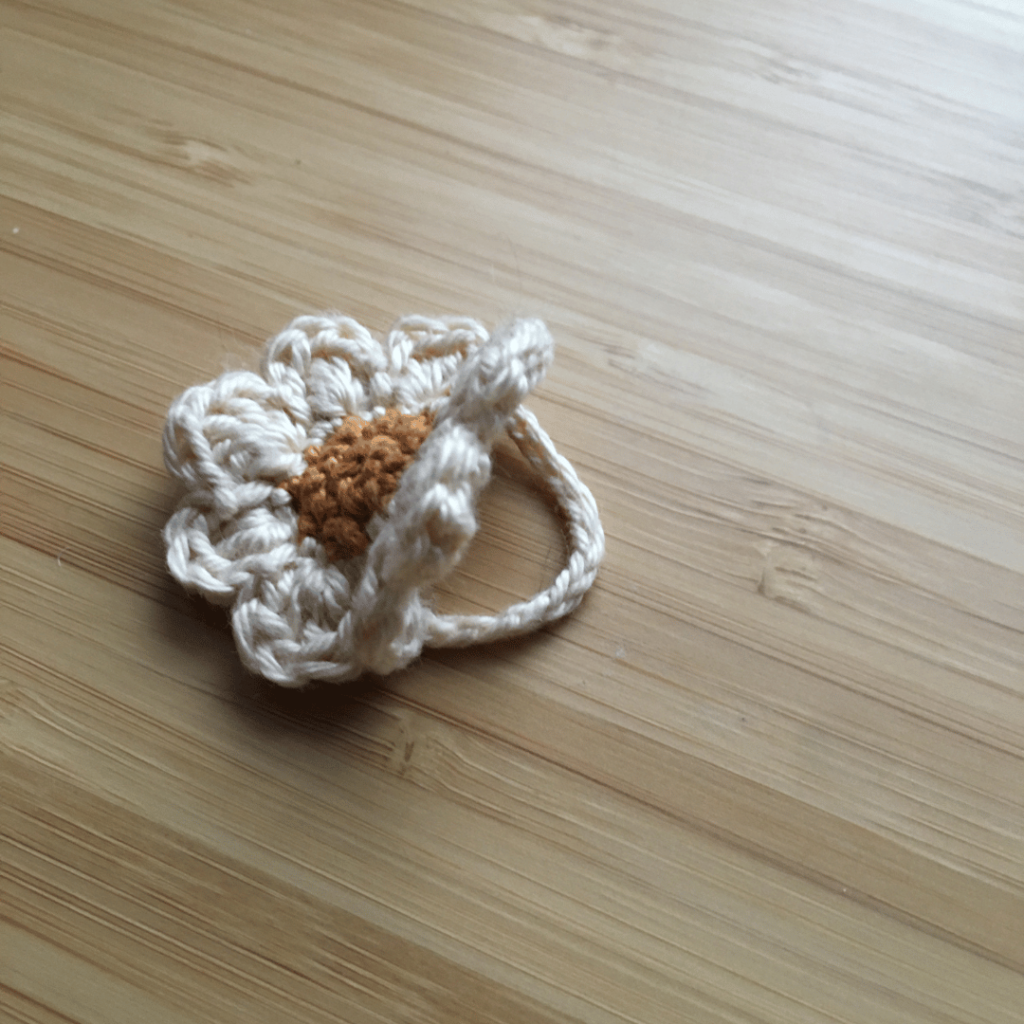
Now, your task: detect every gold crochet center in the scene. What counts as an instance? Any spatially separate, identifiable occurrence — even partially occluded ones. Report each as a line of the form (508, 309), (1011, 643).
(282, 409), (434, 560)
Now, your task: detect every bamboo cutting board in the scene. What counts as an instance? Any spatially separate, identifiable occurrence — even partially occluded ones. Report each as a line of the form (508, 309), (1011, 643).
(2, 1), (1024, 1021)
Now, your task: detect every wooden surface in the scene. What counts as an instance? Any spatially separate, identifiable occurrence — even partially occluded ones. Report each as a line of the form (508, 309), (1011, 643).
(3, 0), (1024, 1020)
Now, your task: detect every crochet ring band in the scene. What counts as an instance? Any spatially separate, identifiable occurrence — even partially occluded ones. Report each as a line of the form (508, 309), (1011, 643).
(423, 406), (603, 649)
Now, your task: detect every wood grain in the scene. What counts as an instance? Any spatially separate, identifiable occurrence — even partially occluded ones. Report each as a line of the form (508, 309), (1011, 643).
(3, 0), (1024, 1020)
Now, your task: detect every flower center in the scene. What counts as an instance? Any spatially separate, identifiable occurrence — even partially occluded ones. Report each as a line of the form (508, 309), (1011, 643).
(283, 409), (434, 560)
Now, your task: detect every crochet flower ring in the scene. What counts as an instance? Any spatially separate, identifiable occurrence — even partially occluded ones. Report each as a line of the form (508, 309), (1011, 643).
(162, 314), (604, 686)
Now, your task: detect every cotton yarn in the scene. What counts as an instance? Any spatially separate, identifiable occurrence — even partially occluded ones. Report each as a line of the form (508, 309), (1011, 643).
(163, 313), (604, 686)
(283, 408), (436, 560)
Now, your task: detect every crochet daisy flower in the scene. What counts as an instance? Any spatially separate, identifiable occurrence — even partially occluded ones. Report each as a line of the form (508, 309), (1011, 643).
(163, 314), (604, 686)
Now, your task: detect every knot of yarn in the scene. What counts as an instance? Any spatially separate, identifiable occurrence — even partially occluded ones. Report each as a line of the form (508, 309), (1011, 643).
(283, 409), (434, 560)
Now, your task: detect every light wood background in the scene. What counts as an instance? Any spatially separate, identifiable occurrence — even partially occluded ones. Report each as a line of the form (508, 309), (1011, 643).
(3, 1), (1024, 1021)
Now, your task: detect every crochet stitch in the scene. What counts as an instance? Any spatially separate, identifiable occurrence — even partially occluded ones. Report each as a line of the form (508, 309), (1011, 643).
(163, 314), (604, 687)
(283, 409), (435, 560)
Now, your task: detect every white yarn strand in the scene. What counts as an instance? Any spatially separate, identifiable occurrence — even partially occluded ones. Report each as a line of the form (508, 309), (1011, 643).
(163, 314), (604, 686)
